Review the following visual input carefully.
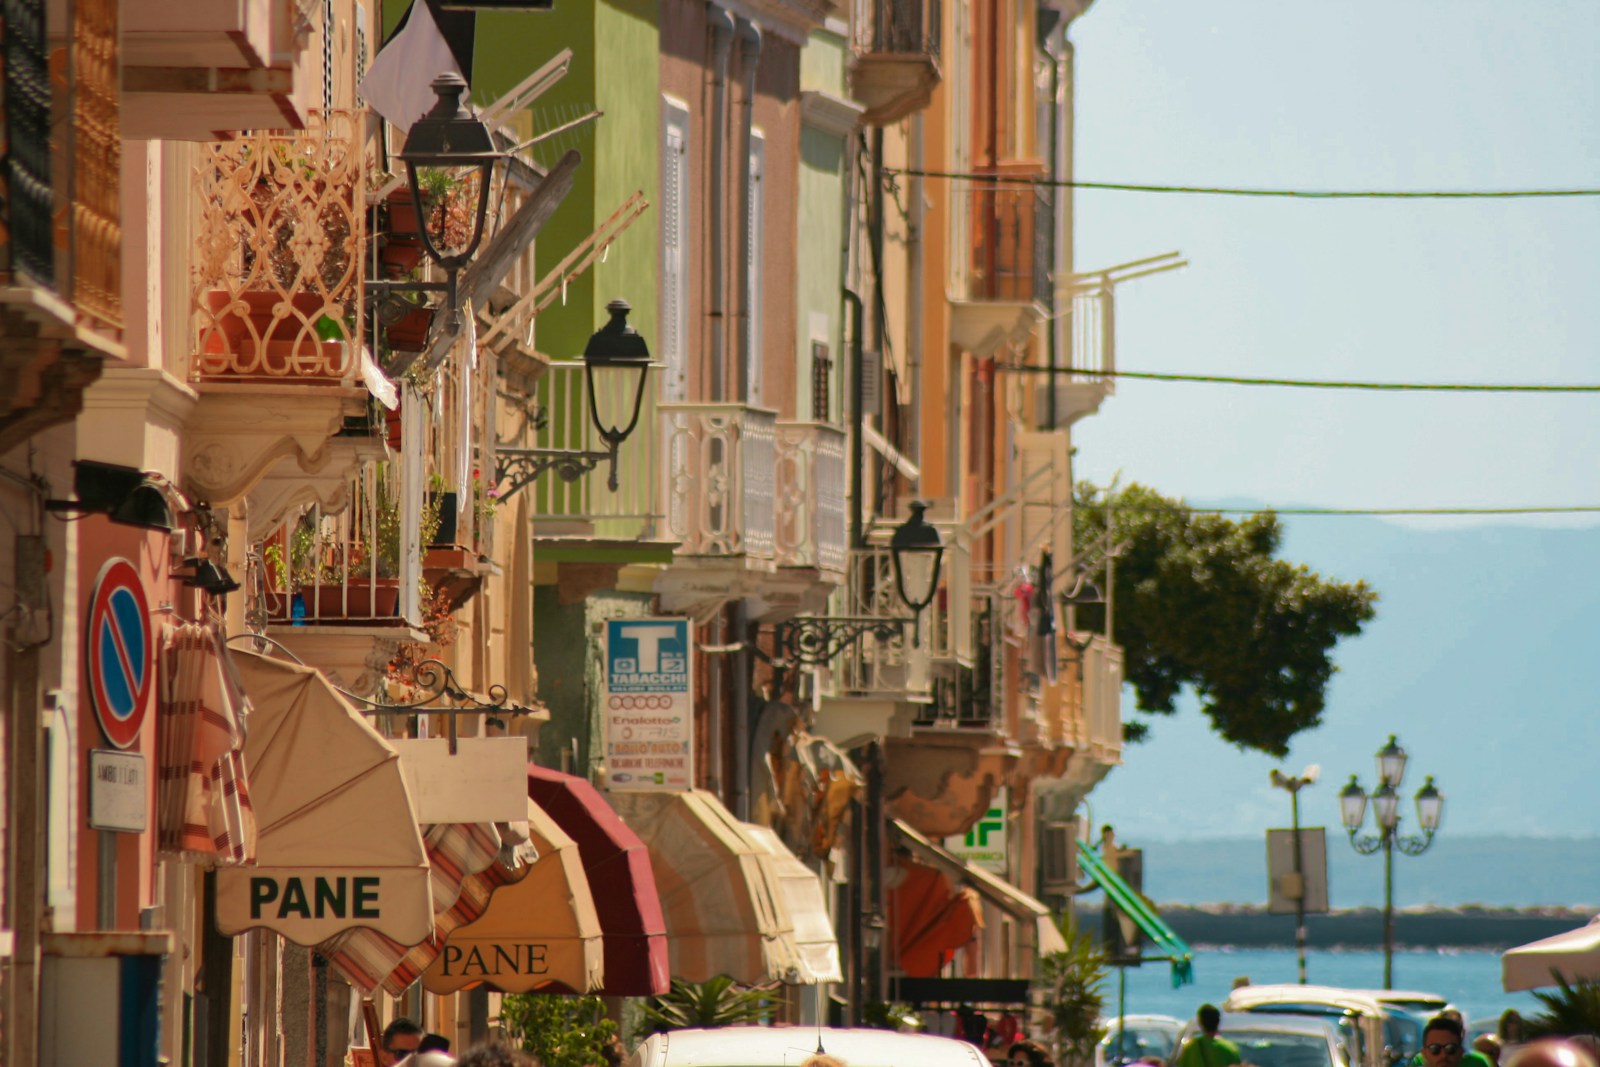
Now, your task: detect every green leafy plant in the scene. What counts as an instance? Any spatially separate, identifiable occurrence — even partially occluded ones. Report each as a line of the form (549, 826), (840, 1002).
(1035, 911), (1108, 1066)
(1526, 975), (1600, 1038)
(500, 993), (618, 1067)
(635, 976), (777, 1039)
(863, 1001), (923, 1032)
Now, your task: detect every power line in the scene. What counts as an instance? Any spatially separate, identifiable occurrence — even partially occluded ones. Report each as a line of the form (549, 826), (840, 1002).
(1079, 503), (1600, 517)
(999, 365), (1600, 393)
(886, 168), (1600, 200)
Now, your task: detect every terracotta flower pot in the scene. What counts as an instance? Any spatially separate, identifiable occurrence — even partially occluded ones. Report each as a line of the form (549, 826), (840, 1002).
(384, 306), (436, 353)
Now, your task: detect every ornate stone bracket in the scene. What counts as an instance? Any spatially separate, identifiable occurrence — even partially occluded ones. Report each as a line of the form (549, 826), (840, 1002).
(884, 732), (1020, 838)
(182, 383), (368, 505)
(244, 433), (388, 542)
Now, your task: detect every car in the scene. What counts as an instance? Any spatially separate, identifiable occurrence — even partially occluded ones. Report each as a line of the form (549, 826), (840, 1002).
(1221, 985), (1403, 1067)
(1349, 991), (1460, 1062)
(626, 1026), (991, 1067)
(1175, 1012), (1351, 1067)
(1101, 1014), (1187, 1066)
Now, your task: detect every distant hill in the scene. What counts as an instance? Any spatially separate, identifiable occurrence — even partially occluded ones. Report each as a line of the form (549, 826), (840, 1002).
(1131, 835), (1600, 908)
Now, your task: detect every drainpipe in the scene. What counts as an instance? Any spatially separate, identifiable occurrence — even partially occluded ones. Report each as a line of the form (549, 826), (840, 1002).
(844, 288), (865, 551)
(731, 599), (751, 819)
(708, 7), (735, 402)
(907, 113), (925, 472)
(734, 18), (762, 402)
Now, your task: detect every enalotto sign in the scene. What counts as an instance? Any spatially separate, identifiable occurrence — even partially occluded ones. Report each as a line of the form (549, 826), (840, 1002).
(604, 617), (693, 791)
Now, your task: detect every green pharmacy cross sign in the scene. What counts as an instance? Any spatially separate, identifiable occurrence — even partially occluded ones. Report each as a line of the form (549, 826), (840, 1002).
(944, 791), (1008, 873)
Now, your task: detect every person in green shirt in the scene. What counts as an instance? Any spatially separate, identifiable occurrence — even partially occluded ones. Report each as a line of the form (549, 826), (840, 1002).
(1414, 1013), (1493, 1067)
(1175, 1005), (1242, 1067)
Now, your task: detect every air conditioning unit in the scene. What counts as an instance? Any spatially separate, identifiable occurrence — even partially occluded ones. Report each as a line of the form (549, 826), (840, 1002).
(1040, 821), (1077, 891)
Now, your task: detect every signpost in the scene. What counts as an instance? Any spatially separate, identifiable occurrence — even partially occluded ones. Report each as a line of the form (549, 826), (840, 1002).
(85, 558), (153, 750)
(603, 618), (693, 791)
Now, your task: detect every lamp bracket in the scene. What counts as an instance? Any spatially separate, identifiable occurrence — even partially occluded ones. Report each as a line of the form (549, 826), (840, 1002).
(761, 615), (912, 668)
(494, 444), (615, 503)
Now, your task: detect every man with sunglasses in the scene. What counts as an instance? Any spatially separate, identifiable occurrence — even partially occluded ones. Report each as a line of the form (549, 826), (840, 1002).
(1421, 1015), (1483, 1067)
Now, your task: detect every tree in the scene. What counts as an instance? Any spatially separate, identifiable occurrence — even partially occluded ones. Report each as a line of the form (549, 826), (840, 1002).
(1072, 482), (1378, 757)
(1035, 911), (1108, 1067)
(499, 993), (618, 1067)
(1526, 975), (1600, 1038)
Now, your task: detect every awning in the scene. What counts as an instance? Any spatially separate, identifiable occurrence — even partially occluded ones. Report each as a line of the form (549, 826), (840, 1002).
(891, 820), (1068, 957)
(889, 859), (983, 977)
(421, 798), (604, 995)
(527, 766), (670, 996)
(742, 823), (844, 983)
(322, 821), (508, 995)
(158, 623), (255, 864)
(1503, 916), (1600, 992)
(610, 789), (804, 985)
(215, 652), (433, 946)
(1077, 840), (1194, 986)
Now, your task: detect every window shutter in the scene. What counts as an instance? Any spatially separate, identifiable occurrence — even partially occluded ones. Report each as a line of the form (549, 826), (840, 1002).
(746, 131), (765, 405)
(661, 99), (690, 403)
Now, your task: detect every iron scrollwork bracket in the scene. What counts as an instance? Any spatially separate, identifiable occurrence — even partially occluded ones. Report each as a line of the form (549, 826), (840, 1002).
(767, 615), (911, 668)
(494, 445), (614, 504)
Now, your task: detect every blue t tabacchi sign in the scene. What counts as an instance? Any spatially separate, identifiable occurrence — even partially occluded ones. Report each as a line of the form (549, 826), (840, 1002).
(604, 618), (693, 791)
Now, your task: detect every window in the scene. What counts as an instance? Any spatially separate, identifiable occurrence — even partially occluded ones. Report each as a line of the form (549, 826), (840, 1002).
(811, 340), (832, 422)
(661, 98), (690, 403)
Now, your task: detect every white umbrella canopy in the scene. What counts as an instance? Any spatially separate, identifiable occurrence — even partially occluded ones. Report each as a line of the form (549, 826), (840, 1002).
(1503, 916), (1600, 992)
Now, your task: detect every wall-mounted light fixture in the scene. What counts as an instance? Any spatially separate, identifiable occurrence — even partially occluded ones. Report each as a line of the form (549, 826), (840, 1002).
(45, 460), (179, 533)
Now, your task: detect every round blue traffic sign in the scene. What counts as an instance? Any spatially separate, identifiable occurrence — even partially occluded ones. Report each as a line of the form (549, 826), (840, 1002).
(86, 558), (153, 749)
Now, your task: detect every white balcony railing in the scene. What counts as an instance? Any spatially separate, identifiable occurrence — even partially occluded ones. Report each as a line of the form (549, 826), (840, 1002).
(1073, 632), (1124, 764)
(660, 403), (776, 560)
(774, 421), (847, 575)
(833, 546), (931, 700)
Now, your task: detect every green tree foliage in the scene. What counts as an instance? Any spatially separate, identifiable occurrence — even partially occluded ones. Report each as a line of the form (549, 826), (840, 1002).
(1036, 911), (1108, 1066)
(1073, 483), (1378, 756)
(500, 993), (618, 1067)
(635, 976), (777, 1039)
(1526, 976), (1600, 1038)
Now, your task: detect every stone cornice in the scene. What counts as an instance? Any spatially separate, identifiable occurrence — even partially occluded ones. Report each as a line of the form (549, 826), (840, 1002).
(800, 89), (866, 138)
(716, 0), (831, 45)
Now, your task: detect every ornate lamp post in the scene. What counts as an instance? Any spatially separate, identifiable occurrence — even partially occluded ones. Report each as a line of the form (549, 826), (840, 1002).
(1339, 735), (1444, 989)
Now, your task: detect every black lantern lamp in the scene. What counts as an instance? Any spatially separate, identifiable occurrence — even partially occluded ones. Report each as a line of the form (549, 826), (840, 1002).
(583, 299), (653, 491)
(45, 460), (178, 533)
(889, 500), (945, 613)
(398, 72), (504, 321)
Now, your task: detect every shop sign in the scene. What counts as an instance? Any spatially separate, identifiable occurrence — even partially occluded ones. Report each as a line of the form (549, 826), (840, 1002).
(85, 559), (153, 749)
(943, 787), (1008, 874)
(603, 618), (693, 791)
(437, 942), (551, 979)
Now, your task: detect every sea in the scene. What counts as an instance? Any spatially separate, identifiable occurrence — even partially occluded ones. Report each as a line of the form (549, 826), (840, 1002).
(1096, 947), (1542, 1026)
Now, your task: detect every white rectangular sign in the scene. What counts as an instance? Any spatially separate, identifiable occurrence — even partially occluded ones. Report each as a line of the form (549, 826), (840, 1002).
(604, 618), (693, 792)
(88, 750), (148, 833)
(943, 787), (1008, 874)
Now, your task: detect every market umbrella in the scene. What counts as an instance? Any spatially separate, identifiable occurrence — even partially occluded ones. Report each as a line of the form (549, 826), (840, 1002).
(1503, 916), (1600, 992)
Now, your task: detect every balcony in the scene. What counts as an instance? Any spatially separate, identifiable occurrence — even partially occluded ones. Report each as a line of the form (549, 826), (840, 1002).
(1036, 632), (1124, 805)
(773, 420), (848, 592)
(122, 0), (315, 140)
(1035, 285), (1115, 429)
(947, 162), (1051, 357)
(183, 111), (371, 505)
(654, 402), (781, 617)
(850, 0), (942, 125)
(0, 0), (124, 455)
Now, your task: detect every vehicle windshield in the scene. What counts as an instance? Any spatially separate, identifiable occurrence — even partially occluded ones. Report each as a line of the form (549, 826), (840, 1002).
(1222, 1031), (1337, 1067)
(1105, 1024), (1183, 1064)
(1382, 1010), (1425, 1062)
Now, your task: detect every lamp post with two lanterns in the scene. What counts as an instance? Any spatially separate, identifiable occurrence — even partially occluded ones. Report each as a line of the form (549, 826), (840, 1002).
(1339, 735), (1444, 989)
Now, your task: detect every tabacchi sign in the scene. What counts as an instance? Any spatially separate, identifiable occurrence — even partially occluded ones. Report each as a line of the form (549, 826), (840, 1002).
(604, 618), (693, 791)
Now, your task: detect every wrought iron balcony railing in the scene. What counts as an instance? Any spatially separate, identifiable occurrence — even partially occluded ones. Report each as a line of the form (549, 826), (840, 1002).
(856, 0), (942, 57)
(191, 109), (365, 384)
(660, 402), (776, 560)
(774, 421), (847, 576)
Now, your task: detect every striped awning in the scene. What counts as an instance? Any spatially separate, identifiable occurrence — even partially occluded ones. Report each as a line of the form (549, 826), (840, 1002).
(611, 790), (810, 985)
(323, 820), (508, 995)
(742, 824), (843, 983)
(157, 624), (256, 864)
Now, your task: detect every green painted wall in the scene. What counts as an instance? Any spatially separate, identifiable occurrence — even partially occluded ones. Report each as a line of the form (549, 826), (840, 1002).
(800, 29), (848, 96)
(533, 586), (655, 775)
(796, 30), (851, 422)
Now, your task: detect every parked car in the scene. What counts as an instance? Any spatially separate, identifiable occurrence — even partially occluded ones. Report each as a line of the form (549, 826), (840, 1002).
(1101, 1014), (1187, 1066)
(1222, 984), (1414, 1067)
(1175, 1012), (1351, 1067)
(627, 1027), (990, 1067)
(1350, 990), (1461, 1062)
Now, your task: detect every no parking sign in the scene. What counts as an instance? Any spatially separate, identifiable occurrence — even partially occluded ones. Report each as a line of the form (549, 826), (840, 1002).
(86, 558), (153, 749)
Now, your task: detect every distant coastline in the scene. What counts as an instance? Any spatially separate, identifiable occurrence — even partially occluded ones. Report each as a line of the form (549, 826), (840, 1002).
(1078, 904), (1598, 950)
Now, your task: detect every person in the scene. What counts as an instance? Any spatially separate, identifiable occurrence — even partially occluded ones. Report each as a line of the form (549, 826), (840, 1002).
(1174, 1005), (1241, 1067)
(1010, 1040), (1051, 1067)
(1420, 1014), (1469, 1067)
(800, 1057), (847, 1067)
(600, 1032), (626, 1067)
(380, 1019), (425, 1067)
(396, 1054), (456, 1067)
(1498, 1012), (1526, 1063)
(419, 1034), (453, 1055)
(456, 1044), (539, 1067)
(1476, 1035), (1504, 1066)
(1504, 1039), (1599, 1067)
(1415, 1012), (1491, 1067)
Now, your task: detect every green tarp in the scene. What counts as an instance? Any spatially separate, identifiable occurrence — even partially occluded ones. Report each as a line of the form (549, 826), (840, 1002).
(1077, 841), (1195, 987)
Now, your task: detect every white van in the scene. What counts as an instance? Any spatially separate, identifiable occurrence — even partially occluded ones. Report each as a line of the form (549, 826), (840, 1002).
(627, 1026), (991, 1067)
(1222, 984), (1457, 1067)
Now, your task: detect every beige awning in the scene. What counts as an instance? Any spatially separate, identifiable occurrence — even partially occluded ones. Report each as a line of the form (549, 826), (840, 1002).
(215, 652), (433, 946)
(742, 823), (844, 983)
(611, 790), (803, 985)
(421, 798), (604, 995)
(891, 820), (1068, 956)
(1503, 916), (1600, 992)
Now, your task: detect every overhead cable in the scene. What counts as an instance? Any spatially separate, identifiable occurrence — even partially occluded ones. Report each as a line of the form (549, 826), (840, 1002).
(1000, 366), (1600, 393)
(886, 168), (1600, 200)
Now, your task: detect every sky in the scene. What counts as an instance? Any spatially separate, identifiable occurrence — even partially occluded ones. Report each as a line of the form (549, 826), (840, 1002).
(1064, 2), (1600, 842)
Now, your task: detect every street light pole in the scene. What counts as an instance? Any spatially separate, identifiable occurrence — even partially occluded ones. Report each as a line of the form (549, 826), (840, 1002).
(1271, 765), (1318, 984)
(1339, 736), (1443, 990)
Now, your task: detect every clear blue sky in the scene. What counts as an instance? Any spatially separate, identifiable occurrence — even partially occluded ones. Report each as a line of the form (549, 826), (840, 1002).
(1066, 2), (1600, 841)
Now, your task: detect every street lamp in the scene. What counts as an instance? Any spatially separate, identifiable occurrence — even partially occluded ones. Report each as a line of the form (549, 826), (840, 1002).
(1269, 764), (1319, 984)
(1339, 735), (1443, 990)
(494, 300), (654, 499)
(766, 504), (947, 666)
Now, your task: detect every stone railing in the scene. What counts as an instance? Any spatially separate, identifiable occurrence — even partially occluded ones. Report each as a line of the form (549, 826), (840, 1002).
(659, 402), (776, 560)
(774, 421), (847, 576)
